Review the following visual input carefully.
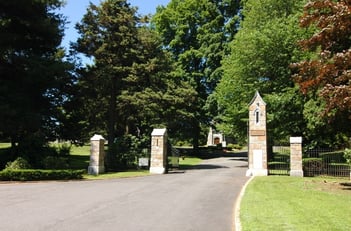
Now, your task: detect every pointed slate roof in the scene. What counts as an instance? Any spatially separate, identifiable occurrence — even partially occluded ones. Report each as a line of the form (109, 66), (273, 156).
(249, 91), (266, 106)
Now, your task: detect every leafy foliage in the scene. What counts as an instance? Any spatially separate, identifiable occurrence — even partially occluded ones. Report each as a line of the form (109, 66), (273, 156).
(344, 149), (351, 166)
(293, 0), (351, 115)
(0, 169), (84, 181)
(0, 0), (74, 156)
(153, 0), (241, 148)
(5, 157), (31, 170)
(215, 0), (308, 142)
(292, 0), (351, 147)
(41, 156), (69, 169)
(70, 0), (197, 169)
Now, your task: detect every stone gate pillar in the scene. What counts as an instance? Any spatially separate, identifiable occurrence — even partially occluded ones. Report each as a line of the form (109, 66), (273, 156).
(88, 134), (105, 175)
(150, 128), (167, 174)
(290, 137), (303, 177)
(246, 91), (268, 176)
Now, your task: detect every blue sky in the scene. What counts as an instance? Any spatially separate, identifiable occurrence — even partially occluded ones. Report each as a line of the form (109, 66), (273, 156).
(58, 0), (170, 50)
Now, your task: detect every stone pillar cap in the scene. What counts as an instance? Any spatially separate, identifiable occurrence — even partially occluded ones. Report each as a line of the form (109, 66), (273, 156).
(90, 134), (105, 141)
(290, 137), (302, 144)
(151, 128), (167, 136)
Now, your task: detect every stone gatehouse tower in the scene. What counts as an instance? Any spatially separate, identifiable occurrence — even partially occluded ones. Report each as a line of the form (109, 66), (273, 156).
(246, 91), (268, 176)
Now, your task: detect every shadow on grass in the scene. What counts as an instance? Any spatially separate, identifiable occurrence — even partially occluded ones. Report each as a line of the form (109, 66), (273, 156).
(68, 155), (89, 169)
(340, 182), (351, 191)
(0, 147), (14, 170)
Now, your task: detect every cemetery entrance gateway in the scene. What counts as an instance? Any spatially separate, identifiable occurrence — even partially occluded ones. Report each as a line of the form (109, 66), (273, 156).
(246, 92), (268, 176)
(246, 92), (303, 177)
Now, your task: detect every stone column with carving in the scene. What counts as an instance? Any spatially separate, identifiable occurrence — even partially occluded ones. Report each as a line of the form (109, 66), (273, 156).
(88, 134), (105, 175)
(150, 128), (167, 174)
(290, 137), (303, 177)
(246, 91), (268, 176)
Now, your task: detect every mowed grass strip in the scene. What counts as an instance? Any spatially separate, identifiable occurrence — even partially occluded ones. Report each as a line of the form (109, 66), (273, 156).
(0, 143), (11, 149)
(84, 170), (150, 180)
(240, 176), (351, 231)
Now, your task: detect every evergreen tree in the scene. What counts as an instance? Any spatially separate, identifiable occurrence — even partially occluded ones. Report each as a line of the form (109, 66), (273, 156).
(72, 0), (196, 169)
(0, 0), (73, 164)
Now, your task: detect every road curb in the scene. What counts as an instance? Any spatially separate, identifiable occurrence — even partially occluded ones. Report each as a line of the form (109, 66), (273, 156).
(233, 176), (254, 231)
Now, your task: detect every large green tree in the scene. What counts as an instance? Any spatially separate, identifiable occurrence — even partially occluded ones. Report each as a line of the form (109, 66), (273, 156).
(215, 0), (309, 143)
(0, 0), (73, 163)
(73, 0), (139, 169)
(152, 0), (240, 149)
(71, 0), (196, 169)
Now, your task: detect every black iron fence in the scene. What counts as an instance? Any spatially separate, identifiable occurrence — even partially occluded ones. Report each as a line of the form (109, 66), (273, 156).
(303, 148), (350, 177)
(268, 145), (290, 175)
(167, 143), (179, 170)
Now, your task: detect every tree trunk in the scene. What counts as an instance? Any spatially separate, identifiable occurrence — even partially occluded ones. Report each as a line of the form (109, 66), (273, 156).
(192, 120), (200, 155)
(106, 76), (118, 171)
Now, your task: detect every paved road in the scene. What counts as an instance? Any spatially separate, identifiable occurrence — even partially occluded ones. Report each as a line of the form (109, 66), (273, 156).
(0, 157), (248, 231)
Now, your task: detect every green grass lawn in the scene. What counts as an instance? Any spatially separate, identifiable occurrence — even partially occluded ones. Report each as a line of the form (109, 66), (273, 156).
(179, 156), (202, 169)
(70, 144), (90, 156)
(84, 170), (150, 180)
(68, 145), (91, 169)
(0, 143), (11, 149)
(240, 176), (351, 231)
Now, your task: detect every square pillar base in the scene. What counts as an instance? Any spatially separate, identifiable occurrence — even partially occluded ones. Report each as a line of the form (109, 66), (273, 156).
(88, 165), (105, 175)
(290, 170), (303, 177)
(150, 167), (166, 174)
(246, 169), (268, 177)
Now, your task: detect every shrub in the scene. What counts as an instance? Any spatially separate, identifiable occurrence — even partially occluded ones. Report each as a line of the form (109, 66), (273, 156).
(41, 156), (69, 169)
(0, 169), (85, 181)
(57, 143), (71, 156)
(344, 149), (351, 165)
(173, 139), (191, 147)
(268, 162), (289, 169)
(111, 134), (150, 170)
(320, 151), (346, 163)
(226, 143), (242, 150)
(303, 158), (324, 176)
(5, 157), (31, 170)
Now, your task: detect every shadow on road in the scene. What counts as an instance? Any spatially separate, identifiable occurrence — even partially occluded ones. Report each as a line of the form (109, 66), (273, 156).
(176, 147), (248, 160)
(180, 164), (229, 171)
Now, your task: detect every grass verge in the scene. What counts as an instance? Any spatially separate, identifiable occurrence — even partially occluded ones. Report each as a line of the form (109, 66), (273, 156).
(84, 170), (150, 180)
(179, 156), (202, 169)
(0, 143), (11, 149)
(240, 176), (351, 231)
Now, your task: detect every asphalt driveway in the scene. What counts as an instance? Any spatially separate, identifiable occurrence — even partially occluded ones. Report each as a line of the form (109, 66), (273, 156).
(0, 157), (248, 231)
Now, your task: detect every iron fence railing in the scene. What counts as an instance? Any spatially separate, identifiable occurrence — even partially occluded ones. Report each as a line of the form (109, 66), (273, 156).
(167, 143), (179, 170)
(268, 146), (290, 175)
(303, 149), (350, 177)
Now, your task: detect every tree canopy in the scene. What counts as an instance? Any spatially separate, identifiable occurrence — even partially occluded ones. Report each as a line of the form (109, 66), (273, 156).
(293, 0), (351, 115)
(152, 0), (241, 147)
(3, 0), (351, 169)
(69, 0), (196, 169)
(0, 0), (73, 164)
(214, 0), (309, 143)
(291, 0), (351, 147)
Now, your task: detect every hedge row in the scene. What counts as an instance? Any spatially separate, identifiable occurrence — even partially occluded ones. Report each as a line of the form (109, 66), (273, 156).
(319, 151), (346, 162)
(0, 169), (85, 181)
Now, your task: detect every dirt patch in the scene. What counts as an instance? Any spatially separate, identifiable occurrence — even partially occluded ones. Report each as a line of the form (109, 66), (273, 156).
(304, 178), (351, 195)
